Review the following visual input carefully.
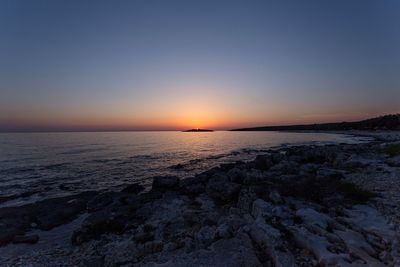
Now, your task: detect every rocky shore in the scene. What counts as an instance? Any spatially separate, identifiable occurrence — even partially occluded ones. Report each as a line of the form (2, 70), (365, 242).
(1, 135), (400, 266)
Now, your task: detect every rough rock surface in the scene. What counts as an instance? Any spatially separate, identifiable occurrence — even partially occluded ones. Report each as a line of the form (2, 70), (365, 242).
(1, 135), (400, 267)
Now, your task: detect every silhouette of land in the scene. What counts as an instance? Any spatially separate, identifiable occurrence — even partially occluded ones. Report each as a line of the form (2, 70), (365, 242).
(182, 129), (214, 132)
(231, 114), (400, 131)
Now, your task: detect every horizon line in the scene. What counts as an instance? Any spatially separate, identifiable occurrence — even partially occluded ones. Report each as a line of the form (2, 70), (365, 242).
(1, 113), (398, 133)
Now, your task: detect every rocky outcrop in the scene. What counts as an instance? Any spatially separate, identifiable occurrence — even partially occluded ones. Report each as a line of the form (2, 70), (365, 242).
(2, 140), (400, 267)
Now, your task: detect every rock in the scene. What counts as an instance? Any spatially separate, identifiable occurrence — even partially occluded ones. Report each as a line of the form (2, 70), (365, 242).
(295, 208), (334, 230)
(121, 183), (145, 194)
(253, 154), (273, 170)
(82, 256), (104, 267)
(334, 229), (383, 266)
(206, 174), (241, 203)
(237, 187), (258, 213)
(345, 155), (374, 168)
(143, 233), (261, 267)
(102, 240), (138, 266)
(152, 176), (179, 191)
(87, 192), (115, 212)
(340, 205), (398, 245)
(0, 222), (25, 246)
(71, 208), (127, 245)
(242, 169), (271, 185)
(170, 163), (184, 169)
(386, 155), (400, 167)
(34, 192), (97, 230)
(227, 167), (245, 183)
(12, 234), (39, 244)
(195, 226), (217, 247)
(316, 168), (345, 178)
(269, 190), (283, 204)
(218, 214), (244, 233)
(300, 163), (320, 174)
(216, 223), (231, 239)
(137, 240), (164, 257)
(179, 177), (205, 196)
(250, 218), (295, 267)
(269, 160), (299, 174)
(251, 199), (274, 219)
(290, 227), (350, 266)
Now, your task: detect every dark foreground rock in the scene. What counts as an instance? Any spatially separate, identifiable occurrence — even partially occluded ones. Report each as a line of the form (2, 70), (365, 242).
(2, 139), (400, 267)
(0, 191), (97, 246)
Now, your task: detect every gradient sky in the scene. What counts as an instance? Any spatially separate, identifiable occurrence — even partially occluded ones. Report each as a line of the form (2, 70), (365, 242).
(1, 0), (399, 131)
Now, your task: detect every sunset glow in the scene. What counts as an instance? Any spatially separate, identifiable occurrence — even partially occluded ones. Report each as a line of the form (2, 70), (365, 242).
(0, 1), (399, 131)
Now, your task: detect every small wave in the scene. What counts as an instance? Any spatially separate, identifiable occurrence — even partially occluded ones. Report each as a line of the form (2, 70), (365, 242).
(60, 147), (107, 155)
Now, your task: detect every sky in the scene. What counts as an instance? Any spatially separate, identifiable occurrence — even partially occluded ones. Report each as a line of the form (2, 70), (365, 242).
(0, 0), (399, 131)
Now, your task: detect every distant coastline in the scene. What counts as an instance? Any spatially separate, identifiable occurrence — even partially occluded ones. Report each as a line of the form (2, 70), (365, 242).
(231, 114), (400, 131)
(182, 129), (214, 132)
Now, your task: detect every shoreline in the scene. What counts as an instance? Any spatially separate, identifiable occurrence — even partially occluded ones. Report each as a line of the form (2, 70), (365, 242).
(1, 132), (399, 266)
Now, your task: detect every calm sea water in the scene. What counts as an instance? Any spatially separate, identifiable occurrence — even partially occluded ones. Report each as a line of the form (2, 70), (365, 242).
(0, 131), (368, 207)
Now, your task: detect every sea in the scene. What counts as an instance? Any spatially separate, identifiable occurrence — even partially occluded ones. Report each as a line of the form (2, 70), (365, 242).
(0, 131), (370, 207)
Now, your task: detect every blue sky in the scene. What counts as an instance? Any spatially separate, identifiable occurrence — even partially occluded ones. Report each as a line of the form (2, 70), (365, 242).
(0, 0), (399, 131)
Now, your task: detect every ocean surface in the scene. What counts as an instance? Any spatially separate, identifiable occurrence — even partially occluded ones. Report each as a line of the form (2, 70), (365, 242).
(0, 131), (369, 207)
